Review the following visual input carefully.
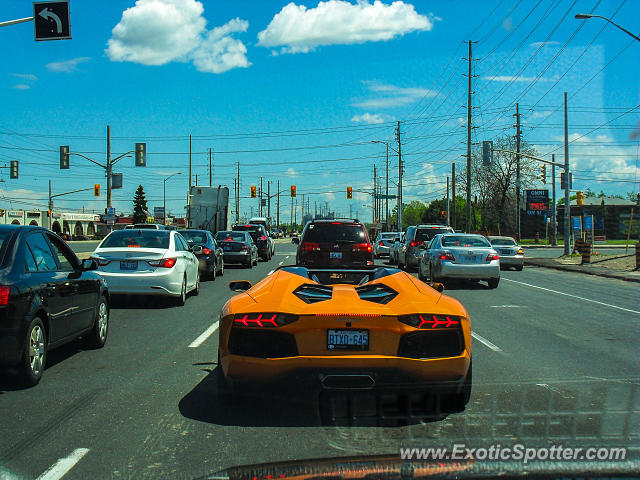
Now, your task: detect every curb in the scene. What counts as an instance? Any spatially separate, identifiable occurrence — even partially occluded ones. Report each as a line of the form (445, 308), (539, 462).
(524, 259), (640, 283)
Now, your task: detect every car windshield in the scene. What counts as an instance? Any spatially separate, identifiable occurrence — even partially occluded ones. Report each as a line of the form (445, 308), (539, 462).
(215, 231), (246, 241)
(180, 231), (208, 244)
(415, 228), (451, 242)
(441, 235), (491, 248)
(490, 238), (517, 246)
(380, 233), (396, 240)
(304, 223), (367, 243)
(100, 230), (170, 249)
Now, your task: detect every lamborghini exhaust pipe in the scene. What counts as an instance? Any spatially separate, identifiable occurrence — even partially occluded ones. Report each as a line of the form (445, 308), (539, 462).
(321, 374), (375, 389)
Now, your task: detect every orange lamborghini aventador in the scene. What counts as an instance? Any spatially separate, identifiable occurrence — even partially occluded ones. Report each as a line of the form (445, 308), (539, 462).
(218, 265), (472, 409)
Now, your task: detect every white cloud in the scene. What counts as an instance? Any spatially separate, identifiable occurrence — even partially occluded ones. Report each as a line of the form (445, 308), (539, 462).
(191, 19), (251, 73)
(285, 167), (298, 178)
(11, 73), (38, 82)
(257, 0), (435, 54)
(106, 0), (249, 74)
(530, 41), (560, 48)
(352, 81), (435, 109)
(12, 84), (31, 90)
(351, 112), (388, 124)
(46, 57), (91, 73)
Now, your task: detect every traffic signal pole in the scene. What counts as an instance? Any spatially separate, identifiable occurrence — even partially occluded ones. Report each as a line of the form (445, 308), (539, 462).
(552, 154), (557, 245)
(106, 125), (112, 208)
(564, 92), (571, 256)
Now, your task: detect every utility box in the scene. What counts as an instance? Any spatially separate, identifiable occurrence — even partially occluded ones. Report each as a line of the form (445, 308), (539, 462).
(188, 185), (229, 234)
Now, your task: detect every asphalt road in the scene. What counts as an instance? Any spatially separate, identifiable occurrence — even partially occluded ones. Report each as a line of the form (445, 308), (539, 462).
(1, 239), (638, 479)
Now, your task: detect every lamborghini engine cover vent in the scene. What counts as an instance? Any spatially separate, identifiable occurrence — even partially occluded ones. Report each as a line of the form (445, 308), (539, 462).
(293, 283), (334, 303)
(355, 283), (398, 304)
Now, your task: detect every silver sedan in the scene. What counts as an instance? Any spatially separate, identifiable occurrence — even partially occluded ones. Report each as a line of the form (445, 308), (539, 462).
(419, 233), (501, 288)
(487, 236), (524, 270)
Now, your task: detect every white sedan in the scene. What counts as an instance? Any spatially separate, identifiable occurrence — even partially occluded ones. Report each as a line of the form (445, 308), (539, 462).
(91, 229), (199, 305)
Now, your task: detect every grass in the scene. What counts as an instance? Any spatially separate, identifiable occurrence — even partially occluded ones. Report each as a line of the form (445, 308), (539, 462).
(519, 238), (637, 246)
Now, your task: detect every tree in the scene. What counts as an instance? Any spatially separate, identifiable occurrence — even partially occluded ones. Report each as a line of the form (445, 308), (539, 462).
(132, 185), (148, 224)
(456, 134), (540, 234)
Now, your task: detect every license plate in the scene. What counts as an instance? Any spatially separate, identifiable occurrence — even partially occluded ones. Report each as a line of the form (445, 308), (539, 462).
(224, 245), (233, 251)
(500, 249), (512, 255)
(120, 260), (137, 270)
(460, 255), (480, 264)
(327, 329), (369, 350)
(330, 251), (342, 259)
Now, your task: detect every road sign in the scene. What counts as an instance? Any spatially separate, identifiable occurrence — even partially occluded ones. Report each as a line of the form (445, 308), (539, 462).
(106, 207), (115, 216)
(525, 189), (548, 217)
(34, 1), (71, 41)
(374, 194), (397, 199)
(106, 218), (115, 225)
(584, 215), (593, 230)
(572, 216), (582, 231)
(154, 206), (165, 219)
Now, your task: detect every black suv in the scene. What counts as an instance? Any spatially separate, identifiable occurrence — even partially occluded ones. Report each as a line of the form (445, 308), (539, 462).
(232, 224), (273, 261)
(293, 219), (373, 266)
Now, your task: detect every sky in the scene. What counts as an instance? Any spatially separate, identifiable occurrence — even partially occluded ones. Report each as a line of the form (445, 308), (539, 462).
(0, 0), (638, 222)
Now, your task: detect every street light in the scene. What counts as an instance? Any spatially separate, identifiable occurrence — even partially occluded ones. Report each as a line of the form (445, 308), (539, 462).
(163, 173), (182, 225)
(574, 13), (640, 42)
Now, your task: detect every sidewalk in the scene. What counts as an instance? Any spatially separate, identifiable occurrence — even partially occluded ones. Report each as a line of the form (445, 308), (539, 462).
(524, 257), (640, 283)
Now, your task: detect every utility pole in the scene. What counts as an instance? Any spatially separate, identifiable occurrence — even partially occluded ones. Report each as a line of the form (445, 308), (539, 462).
(515, 102), (521, 241)
(236, 162), (240, 223)
(396, 121), (403, 232)
(209, 148), (213, 187)
(267, 181), (271, 222)
(259, 177), (263, 216)
(373, 164), (377, 226)
(48, 180), (53, 229)
(552, 153), (557, 245)
(106, 125), (112, 208)
(466, 40), (473, 233)
(276, 180), (280, 228)
(187, 134), (192, 226)
(446, 176), (450, 226)
(385, 142), (389, 230)
(451, 163), (456, 230)
(563, 92), (571, 256)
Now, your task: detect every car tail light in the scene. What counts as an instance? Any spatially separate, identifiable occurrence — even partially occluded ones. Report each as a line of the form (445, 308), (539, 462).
(517, 248), (524, 255)
(486, 253), (499, 261)
(440, 252), (455, 261)
(302, 242), (320, 251)
(410, 240), (425, 247)
(90, 256), (111, 266)
(0, 286), (9, 306)
(399, 314), (461, 329)
(379, 241), (385, 246)
(259, 236), (267, 241)
(127, 244), (141, 248)
(202, 248), (211, 255)
(233, 312), (298, 327)
(352, 243), (373, 252)
(240, 244), (249, 251)
(148, 258), (177, 268)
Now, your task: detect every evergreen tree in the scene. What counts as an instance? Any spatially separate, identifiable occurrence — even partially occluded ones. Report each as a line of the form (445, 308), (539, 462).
(132, 185), (148, 224)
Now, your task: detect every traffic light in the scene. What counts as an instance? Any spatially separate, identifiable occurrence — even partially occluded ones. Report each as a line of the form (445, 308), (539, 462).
(576, 191), (584, 206)
(290, 185), (296, 197)
(560, 172), (572, 190)
(250, 185), (257, 198)
(135, 143), (146, 167)
(440, 210), (446, 218)
(9, 160), (18, 179)
(94, 184), (101, 197)
(540, 164), (546, 184)
(346, 186), (353, 199)
(482, 141), (493, 166)
(60, 145), (69, 169)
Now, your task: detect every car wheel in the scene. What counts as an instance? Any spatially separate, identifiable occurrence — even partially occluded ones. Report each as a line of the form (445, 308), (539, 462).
(20, 317), (47, 387)
(253, 256), (258, 266)
(218, 259), (224, 276)
(418, 263), (426, 281)
(193, 272), (200, 296)
(176, 276), (187, 306)
(398, 256), (405, 270)
(83, 296), (109, 349)
(443, 360), (472, 413)
(245, 258), (252, 268)
(488, 278), (500, 289)
(210, 262), (216, 281)
(515, 265), (523, 271)
(430, 265), (439, 283)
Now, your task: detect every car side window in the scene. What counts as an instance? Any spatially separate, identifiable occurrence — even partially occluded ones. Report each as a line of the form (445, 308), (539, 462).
(174, 235), (187, 251)
(47, 234), (77, 272)
(24, 244), (38, 272)
(26, 233), (58, 272)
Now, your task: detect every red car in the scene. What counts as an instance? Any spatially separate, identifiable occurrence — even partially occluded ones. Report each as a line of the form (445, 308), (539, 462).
(293, 219), (373, 266)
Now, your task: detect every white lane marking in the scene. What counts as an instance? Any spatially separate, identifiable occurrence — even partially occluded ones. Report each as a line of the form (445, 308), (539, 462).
(188, 321), (219, 348)
(285, 256), (290, 259)
(267, 269), (275, 275)
(489, 305), (526, 308)
(278, 261), (283, 266)
(502, 278), (640, 314)
(36, 448), (89, 480)
(471, 332), (503, 352)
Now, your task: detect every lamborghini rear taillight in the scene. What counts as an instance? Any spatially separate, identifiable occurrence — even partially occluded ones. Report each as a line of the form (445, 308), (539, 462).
(0, 286), (10, 306)
(233, 313), (298, 327)
(148, 258), (177, 268)
(486, 253), (499, 261)
(399, 314), (461, 329)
